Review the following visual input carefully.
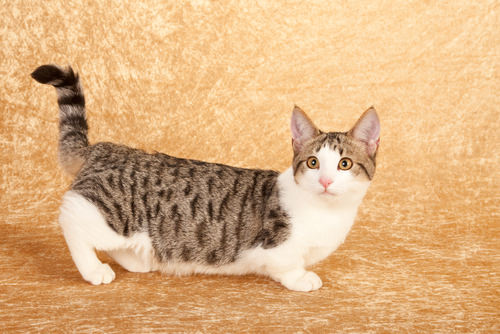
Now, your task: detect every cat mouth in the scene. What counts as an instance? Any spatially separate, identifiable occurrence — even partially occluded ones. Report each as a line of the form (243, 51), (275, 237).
(321, 190), (338, 197)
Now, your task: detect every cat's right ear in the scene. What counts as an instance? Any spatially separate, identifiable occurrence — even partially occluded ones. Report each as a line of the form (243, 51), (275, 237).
(291, 105), (319, 153)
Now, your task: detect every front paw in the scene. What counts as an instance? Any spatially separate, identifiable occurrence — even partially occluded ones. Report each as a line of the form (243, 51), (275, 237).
(83, 263), (116, 285)
(277, 270), (323, 292)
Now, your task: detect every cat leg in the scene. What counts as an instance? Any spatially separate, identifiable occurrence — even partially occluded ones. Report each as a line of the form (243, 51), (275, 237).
(269, 267), (323, 292)
(261, 249), (323, 292)
(62, 235), (116, 285)
(59, 191), (122, 285)
(107, 248), (153, 273)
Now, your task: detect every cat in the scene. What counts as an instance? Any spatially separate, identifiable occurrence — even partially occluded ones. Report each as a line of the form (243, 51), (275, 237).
(31, 64), (380, 292)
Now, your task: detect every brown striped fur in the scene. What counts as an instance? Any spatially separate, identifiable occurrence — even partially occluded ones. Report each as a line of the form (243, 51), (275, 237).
(31, 65), (89, 176)
(72, 142), (289, 265)
(32, 65), (290, 266)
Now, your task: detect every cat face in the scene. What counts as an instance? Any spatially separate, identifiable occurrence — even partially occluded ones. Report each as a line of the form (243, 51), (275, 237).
(290, 106), (380, 201)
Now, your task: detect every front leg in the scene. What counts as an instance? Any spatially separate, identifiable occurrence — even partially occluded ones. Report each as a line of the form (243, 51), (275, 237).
(269, 267), (323, 292)
(304, 246), (334, 267)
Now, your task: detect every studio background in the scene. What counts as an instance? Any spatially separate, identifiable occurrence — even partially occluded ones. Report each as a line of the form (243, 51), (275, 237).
(1, 1), (498, 332)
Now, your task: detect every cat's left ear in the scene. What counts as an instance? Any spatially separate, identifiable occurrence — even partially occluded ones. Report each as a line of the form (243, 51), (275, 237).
(348, 106), (380, 157)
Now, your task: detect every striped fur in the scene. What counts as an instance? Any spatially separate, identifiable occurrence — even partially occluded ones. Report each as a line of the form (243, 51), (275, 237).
(32, 65), (289, 266)
(31, 65), (88, 175)
(71, 143), (289, 265)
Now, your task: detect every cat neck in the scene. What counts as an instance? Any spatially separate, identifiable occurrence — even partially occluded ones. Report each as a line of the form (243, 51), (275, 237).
(277, 167), (369, 214)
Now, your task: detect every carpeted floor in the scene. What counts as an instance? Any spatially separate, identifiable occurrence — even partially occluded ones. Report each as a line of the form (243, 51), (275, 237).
(1, 1), (498, 332)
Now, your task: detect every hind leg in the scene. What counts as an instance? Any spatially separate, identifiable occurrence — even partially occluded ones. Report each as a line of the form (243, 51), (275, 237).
(59, 191), (128, 285)
(63, 236), (116, 285)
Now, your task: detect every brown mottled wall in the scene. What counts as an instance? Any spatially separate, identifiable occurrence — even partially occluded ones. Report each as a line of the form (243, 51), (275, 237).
(1, 1), (498, 332)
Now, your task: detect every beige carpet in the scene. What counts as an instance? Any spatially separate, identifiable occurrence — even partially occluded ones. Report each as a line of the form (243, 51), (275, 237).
(1, 1), (498, 332)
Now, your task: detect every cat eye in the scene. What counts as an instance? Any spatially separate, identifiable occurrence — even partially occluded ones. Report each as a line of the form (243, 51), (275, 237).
(306, 156), (320, 169)
(338, 158), (353, 170)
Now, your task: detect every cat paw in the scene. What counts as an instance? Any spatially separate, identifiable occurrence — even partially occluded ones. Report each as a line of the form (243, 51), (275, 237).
(281, 271), (323, 292)
(83, 263), (116, 285)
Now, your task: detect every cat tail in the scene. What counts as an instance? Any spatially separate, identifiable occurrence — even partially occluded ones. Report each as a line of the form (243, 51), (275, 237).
(31, 64), (89, 176)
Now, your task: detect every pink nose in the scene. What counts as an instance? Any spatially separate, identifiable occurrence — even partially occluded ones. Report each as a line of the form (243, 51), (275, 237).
(319, 177), (333, 189)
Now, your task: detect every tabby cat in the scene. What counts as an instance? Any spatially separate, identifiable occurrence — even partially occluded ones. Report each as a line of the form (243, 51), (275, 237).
(31, 64), (380, 292)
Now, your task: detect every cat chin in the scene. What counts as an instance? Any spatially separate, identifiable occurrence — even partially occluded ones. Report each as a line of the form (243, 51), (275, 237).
(319, 190), (340, 197)
(316, 191), (347, 204)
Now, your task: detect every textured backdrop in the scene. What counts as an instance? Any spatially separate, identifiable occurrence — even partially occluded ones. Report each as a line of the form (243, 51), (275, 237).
(1, 1), (499, 332)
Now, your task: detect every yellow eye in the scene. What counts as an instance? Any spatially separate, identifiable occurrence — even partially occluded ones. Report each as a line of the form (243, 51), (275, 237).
(338, 158), (353, 170)
(306, 156), (320, 169)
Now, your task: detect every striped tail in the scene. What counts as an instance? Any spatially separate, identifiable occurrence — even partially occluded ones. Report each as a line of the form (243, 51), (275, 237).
(31, 64), (89, 176)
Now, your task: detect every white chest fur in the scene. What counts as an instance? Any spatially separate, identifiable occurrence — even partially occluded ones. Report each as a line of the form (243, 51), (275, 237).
(277, 168), (367, 267)
(292, 204), (358, 266)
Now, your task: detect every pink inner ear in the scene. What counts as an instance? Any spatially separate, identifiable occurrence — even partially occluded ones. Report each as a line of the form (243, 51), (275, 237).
(290, 106), (318, 151)
(291, 117), (303, 152)
(351, 108), (380, 156)
(367, 139), (379, 156)
(291, 118), (303, 142)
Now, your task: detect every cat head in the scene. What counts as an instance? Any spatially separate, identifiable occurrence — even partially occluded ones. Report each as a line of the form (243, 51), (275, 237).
(290, 106), (380, 201)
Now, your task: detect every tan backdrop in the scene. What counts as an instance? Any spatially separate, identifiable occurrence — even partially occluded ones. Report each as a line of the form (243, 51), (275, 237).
(1, 1), (498, 332)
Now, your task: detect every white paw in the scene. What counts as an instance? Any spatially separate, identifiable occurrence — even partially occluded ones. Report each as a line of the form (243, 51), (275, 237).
(83, 263), (116, 285)
(283, 271), (323, 292)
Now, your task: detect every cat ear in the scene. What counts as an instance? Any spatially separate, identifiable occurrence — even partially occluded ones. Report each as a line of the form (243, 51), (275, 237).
(348, 106), (380, 157)
(291, 105), (320, 153)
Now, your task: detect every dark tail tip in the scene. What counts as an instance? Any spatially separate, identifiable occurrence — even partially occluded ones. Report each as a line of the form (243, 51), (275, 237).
(31, 64), (77, 87)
